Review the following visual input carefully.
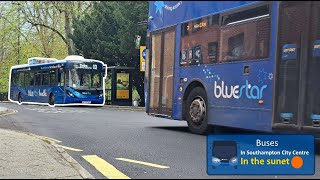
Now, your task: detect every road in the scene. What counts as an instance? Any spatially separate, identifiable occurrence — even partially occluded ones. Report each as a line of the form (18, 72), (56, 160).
(0, 102), (319, 179)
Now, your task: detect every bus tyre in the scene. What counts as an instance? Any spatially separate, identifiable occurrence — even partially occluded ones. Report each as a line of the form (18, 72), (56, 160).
(186, 87), (209, 135)
(49, 94), (55, 106)
(18, 93), (22, 104)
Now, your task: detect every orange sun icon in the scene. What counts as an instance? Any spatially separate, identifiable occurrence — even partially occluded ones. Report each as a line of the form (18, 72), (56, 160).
(291, 156), (303, 169)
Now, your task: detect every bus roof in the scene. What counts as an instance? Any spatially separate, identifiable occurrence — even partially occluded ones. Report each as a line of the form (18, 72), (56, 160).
(148, 1), (258, 32)
(11, 57), (105, 70)
(11, 60), (67, 70)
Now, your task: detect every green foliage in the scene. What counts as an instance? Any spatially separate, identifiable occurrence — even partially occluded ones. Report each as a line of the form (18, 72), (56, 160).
(0, 1), (92, 93)
(71, 1), (148, 106)
(132, 88), (141, 102)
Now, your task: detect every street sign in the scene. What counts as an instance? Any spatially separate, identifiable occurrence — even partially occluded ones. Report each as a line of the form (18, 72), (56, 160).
(140, 46), (146, 72)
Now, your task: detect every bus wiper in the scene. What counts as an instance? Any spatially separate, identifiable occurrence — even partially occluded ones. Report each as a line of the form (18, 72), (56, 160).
(90, 87), (99, 92)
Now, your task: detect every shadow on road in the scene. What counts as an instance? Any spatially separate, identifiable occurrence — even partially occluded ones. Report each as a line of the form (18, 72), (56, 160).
(149, 126), (191, 133)
(149, 125), (261, 135)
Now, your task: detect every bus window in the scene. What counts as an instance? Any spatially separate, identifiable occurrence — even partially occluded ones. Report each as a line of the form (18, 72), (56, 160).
(35, 73), (41, 86)
(180, 14), (220, 66)
(224, 33), (245, 61)
(18, 72), (25, 87)
(24, 72), (34, 86)
(193, 45), (202, 64)
(29, 73), (35, 86)
(92, 73), (101, 87)
(208, 42), (218, 63)
(58, 71), (65, 87)
(11, 72), (19, 86)
(81, 74), (91, 87)
(42, 71), (49, 86)
(49, 70), (56, 86)
(181, 23), (189, 37)
(220, 5), (270, 62)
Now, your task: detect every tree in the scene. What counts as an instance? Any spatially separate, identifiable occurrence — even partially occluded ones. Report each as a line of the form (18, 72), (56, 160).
(113, 1), (148, 107)
(71, 1), (148, 106)
(0, 1), (92, 92)
(17, 1), (93, 55)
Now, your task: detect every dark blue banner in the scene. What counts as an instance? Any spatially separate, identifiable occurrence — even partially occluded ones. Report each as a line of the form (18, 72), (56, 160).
(148, 1), (257, 32)
(207, 134), (314, 175)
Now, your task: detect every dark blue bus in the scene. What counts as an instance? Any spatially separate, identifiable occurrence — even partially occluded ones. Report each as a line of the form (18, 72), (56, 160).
(145, 1), (320, 135)
(9, 55), (107, 107)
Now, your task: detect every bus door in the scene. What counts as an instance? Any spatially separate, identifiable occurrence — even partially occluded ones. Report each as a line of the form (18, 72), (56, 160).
(149, 28), (175, 116)
(275, 1), (320, 130)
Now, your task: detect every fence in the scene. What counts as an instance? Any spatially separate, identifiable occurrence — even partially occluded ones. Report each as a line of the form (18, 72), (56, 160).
(0, 92), (8, 101)
(105, 89), (112, 105)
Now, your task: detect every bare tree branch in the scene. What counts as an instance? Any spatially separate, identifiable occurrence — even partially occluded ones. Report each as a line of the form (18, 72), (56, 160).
(0, 15), (41, 52)
(29, 22), (68, 45)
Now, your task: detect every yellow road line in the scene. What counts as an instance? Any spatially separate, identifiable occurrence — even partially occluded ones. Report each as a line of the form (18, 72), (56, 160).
(115, 158), (170, 169)
(44, 139), (56, 144)
(58, 145), (83, 152)
(82, 155), (130, 179)
(41, 136), (62, 143)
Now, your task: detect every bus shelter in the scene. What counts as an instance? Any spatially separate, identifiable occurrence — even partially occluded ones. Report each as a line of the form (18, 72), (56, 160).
(106, 66), (134, 106)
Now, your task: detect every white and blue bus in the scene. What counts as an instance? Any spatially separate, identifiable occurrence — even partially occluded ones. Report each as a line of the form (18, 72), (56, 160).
(9, 55), (107, 107)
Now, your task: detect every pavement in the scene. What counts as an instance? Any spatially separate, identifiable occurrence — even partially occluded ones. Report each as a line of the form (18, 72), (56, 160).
(0, 107), (93, 179)
(104, 105), (145, 111)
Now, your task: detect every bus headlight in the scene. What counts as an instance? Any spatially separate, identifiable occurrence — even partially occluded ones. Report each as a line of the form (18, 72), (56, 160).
(229, 157), (238, 166)
(212, 157), (221, 166)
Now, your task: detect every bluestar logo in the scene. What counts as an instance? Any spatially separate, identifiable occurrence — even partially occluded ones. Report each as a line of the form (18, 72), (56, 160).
(214, 80), (267, 100)
(154, 1), (183, 14)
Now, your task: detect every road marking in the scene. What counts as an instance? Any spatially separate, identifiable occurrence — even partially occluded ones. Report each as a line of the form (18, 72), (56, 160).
(0, 110), (18, 117)
(82, 155), (130, 179)
(58, 145), (83, 152)
(40, 136), (62, 143)
(115, 158), (170, 169)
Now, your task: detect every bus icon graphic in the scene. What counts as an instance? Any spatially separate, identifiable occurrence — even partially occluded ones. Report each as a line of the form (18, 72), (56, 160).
(212, 141), (238, 169)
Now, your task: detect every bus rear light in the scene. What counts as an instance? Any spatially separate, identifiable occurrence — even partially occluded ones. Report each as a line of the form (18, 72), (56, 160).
(280, 113), (293, 124)
(312, 120), (320, 127)
(282, 118), (290, 124)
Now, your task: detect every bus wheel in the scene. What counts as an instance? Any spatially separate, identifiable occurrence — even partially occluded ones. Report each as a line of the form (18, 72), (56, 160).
(18, 93), (22, 104)
(49, 94), (55, 106)
(186, 87), (208, 134)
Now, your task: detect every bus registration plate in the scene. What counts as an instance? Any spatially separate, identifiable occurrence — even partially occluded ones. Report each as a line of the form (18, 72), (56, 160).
(82, 101), (91, 104)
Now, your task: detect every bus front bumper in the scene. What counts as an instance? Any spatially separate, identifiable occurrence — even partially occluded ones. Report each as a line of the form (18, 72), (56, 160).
(64, 96), (104, 105)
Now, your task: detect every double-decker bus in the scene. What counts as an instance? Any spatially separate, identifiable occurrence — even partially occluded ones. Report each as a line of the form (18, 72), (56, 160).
(145, 1), (320, 136)
(9, 55), (107, 107)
